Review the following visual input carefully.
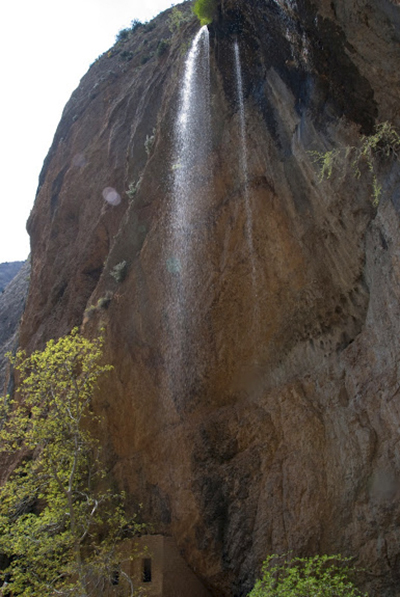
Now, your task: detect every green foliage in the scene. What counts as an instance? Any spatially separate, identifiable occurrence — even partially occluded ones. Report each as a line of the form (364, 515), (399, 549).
(143, 21), (156, 33)
(120, 50), (134, 62)
(193, 0), (217, 26)
(130, 19), (142, 33)
(308, 148), (341, 182)
(115, 28), (130, 43)
(0, 330), (143, 596)
(140, 53), (153, 65)
(115, 19), (142, 46)
(126, 177), (142, 200)
(110, 261), (128, 283)
(248, 554), (368, 597)
(309, 121), (400, 206)
(97, 291), (113, 310)
(144, 128), (156, 156)
(359, 120), (400, 158)
(156, 38), (170, 57)
(168, 7), (184, 31)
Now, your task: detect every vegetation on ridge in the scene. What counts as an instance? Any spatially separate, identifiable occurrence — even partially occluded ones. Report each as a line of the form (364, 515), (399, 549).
(0, 329), (143, 596)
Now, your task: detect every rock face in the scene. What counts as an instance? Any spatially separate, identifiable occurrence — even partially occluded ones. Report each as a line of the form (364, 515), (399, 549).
(19, 0), (400, 595)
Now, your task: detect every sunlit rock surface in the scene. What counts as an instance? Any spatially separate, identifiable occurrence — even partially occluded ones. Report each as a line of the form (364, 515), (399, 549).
(19, 0), (400, 595)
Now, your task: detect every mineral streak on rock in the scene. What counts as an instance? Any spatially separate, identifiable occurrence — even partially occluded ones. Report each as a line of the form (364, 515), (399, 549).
(17, 0), (400, 595)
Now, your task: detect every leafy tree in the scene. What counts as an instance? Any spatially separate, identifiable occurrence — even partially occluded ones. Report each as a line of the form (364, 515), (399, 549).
(193, 0), (217, 26)
(0, 329), (142, 596)
(248, 554), (368, 597)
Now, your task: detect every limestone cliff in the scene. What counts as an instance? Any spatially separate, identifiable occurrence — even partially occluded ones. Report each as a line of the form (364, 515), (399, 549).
(19, 0), (400, 595)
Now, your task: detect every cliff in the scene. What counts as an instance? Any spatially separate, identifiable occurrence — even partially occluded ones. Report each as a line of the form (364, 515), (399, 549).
(18, 0), (400, 595)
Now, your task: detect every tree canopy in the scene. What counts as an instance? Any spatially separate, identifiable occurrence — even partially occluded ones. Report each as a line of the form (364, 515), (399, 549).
(0, 329), (142, 596)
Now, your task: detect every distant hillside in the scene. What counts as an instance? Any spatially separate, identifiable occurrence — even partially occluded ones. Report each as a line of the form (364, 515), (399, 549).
(0, 259), (30, 393)
(0, 261), (25, 293)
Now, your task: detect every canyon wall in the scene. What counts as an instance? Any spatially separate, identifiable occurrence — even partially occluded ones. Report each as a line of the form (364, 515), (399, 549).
(19, 0), (400, 594)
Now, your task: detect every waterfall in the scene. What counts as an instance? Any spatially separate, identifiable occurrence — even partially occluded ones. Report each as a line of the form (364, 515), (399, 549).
(165, 26), (211, 405)
(172, 25), (211, 269)
(234, 40), (257, 290)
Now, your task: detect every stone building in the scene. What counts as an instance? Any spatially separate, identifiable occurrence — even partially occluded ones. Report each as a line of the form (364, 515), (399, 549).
(127, 535), (211, 597)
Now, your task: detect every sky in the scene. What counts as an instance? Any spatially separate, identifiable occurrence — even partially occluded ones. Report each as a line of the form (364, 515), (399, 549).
(0, 0), (179, 264)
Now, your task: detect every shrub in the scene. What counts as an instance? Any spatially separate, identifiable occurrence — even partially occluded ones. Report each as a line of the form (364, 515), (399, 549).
(84, 303), (97, 320)
(309, 121), (400, 205)
(248, 554), (368, 597)
(126, 177), (142, 200)
(97, 291), (113, 309)
(115, 27), (130, 43)
(193, 0), (217, 26)
(143, 21), (156, 33)
(144, 128), (156, 156)
(309, 148), (341, 182)
(130, 18), (142, 32)
(140, 53), (153, 64)
(157, 38), (170, 57)
(111, 260), (128, 283)
(168, 7), (186, 32)
(84, 292), (113, 320)
(120, 49), (134, 61)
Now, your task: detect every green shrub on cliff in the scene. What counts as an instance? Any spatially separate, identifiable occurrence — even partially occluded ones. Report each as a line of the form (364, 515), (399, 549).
(168, 6), (185, 31)
(248, 554), (368, 597)
(310, 121), (400, 206)
(111, 260), (128, 283)
(115, 27), (130, 43)
(0, 330), (143, 596)
(157, 38), (170, 57)
(193, 0), (217, 26)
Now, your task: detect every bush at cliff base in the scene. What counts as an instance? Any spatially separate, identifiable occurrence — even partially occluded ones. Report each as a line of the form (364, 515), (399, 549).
(248, 554), (369, 597)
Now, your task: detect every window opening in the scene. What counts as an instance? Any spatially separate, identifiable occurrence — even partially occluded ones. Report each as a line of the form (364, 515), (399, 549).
(142, 558), (152, 583)
(111, 569), (119, 586)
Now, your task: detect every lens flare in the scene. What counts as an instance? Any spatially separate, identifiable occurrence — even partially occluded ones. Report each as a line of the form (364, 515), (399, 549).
(102, 187), (121, 206)
(72, 153), (87, 168)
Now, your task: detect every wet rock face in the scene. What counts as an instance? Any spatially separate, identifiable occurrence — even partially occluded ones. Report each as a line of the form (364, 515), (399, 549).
(19, 0), (400, 595)
(214, 0), (379, 134)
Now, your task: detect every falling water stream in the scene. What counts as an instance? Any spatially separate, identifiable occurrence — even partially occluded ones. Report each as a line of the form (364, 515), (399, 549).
(234, 40), (258, 295)
(164, 31), (260, 403)
(172, 25), (211, 265)
(165, 26), (211, 403)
